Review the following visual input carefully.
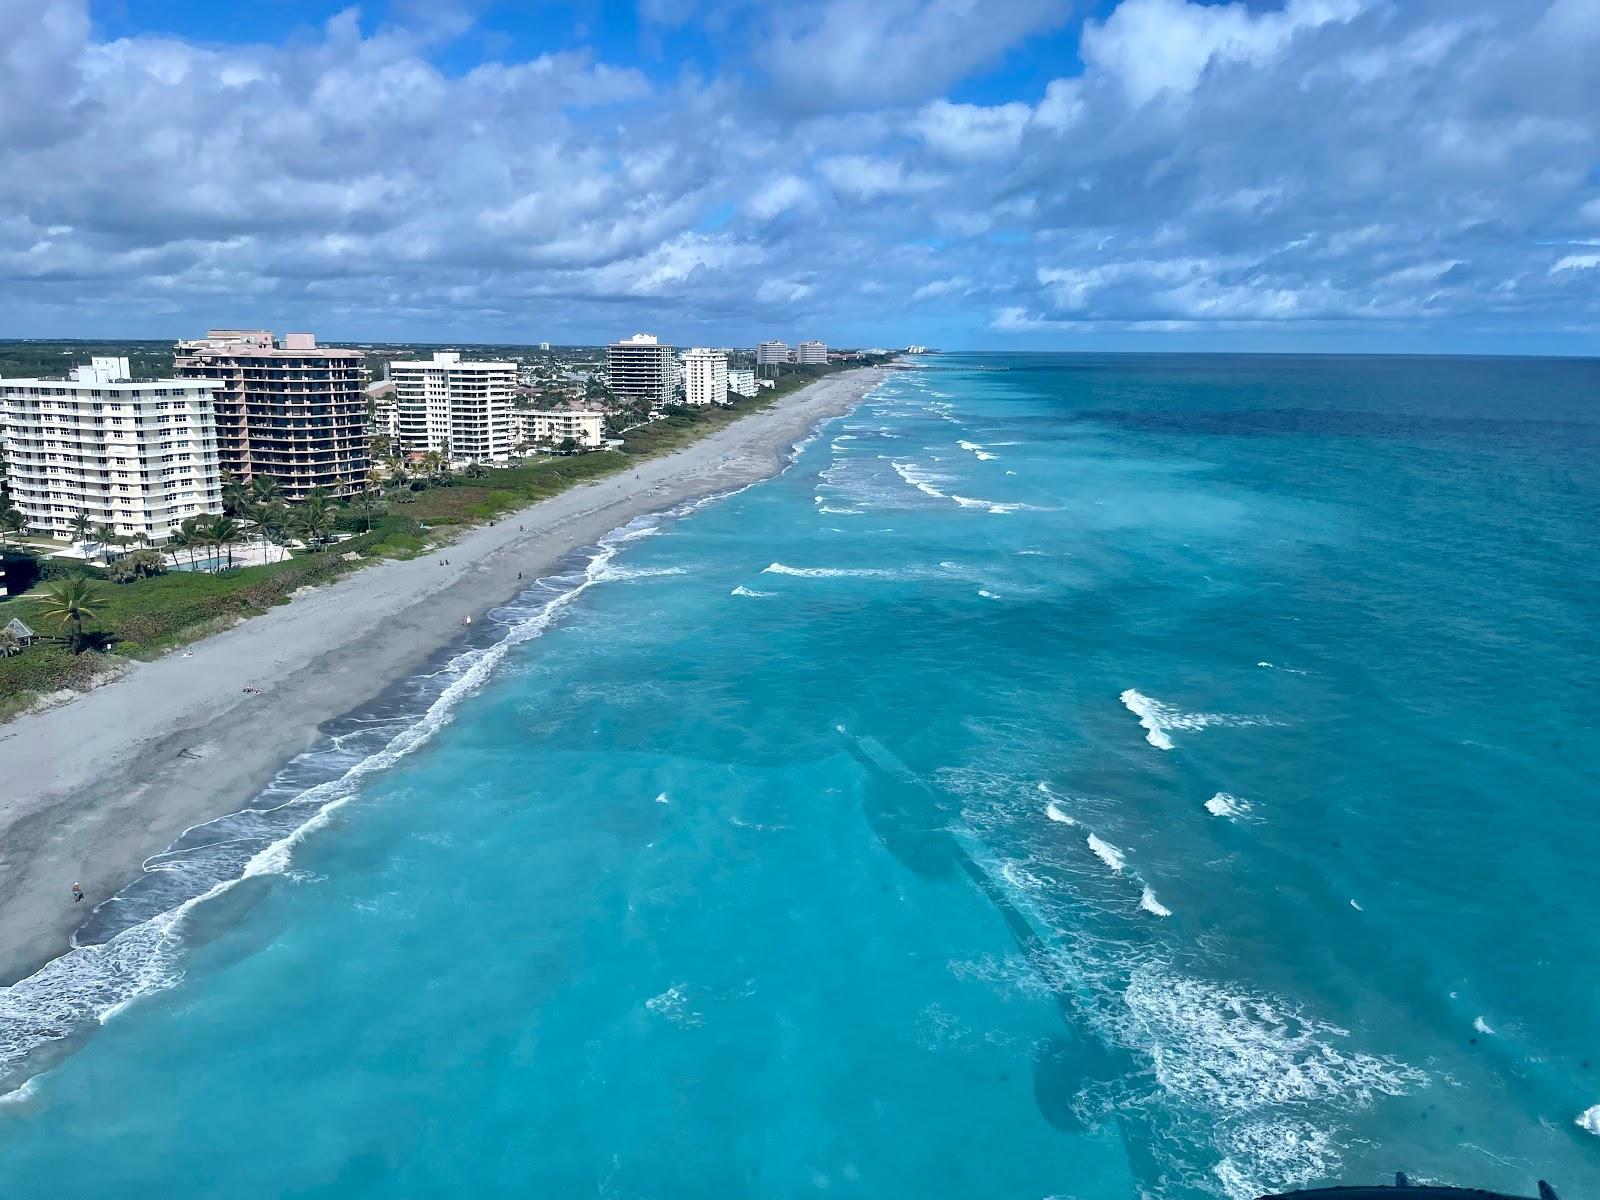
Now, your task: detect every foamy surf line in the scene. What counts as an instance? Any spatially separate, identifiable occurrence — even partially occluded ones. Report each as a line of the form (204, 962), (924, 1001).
(1120, 688), (1279, 752)
(0, 506), (707, 1091)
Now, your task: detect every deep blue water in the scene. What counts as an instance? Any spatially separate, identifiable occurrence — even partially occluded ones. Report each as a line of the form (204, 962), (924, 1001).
(2, 354), (1598, 1199)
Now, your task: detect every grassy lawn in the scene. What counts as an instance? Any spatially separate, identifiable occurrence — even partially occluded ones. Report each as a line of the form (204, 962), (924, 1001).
(0, 361), (869, 719)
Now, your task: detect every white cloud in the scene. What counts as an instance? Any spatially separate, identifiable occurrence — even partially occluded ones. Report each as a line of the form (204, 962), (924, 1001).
(744, 174), (819, 221)
(912, 100), (1031, 160)
(1081, 0), (1366, 105)
(817, 155), (941, 201)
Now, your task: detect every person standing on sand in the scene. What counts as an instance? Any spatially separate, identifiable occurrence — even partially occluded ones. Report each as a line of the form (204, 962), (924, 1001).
(72, 883), (85, 903)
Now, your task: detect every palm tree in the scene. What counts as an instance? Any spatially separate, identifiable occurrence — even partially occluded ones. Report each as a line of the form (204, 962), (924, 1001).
(220, 472), (250, 517)
(166, 527), (192, 570)
(92, 522), (119, 562)
(36, 575), (100, 653)
(294, 489), (335, 551)
(202, 514), (244, 570)
(177, 515), (205, 569)
(0, 504), (24, 551)
(69, 510), (92, 546)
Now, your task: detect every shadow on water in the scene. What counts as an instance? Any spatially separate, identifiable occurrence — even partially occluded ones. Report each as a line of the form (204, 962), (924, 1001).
(836, 727), (1158, 1180)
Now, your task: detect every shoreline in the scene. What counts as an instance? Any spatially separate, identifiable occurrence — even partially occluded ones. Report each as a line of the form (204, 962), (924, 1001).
(0, 368), (887, 987)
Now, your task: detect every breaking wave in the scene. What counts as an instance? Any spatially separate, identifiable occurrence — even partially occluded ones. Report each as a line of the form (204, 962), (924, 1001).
(1120, 689), (1277, 752)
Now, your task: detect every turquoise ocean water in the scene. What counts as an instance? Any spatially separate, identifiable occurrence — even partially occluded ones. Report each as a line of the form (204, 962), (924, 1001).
(2, 354), (1597, 1198)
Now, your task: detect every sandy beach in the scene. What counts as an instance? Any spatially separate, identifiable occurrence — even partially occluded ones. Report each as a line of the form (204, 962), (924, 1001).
(0, 368), (887, 986)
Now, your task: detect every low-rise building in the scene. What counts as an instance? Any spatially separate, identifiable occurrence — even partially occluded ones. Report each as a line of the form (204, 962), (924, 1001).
(516, 409), (605, 452)
(683, 348), (728, 407)
(728, 369), (757, 398)
(795, 340), (828, 365)
(0, 357), (222, 543)
(390, 351), (516, 463)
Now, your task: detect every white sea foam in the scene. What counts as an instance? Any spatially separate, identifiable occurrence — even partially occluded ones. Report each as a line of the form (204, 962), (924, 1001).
(957, 439), (997, 461)
(1206, 792), (1252, 819)
(1139, 886), (1172, 917)
(645, 985), (702, 1027)
(761, 562), (890, 579)
(978, 589), (1000, 600)
(1473, 1016), (1494, 1036)
(654, 792), (670, 805)
(730, 585), (772, 597)
(1121, 689), (1277, 752)
(1044, 800), (1076, 825)
(1577, 1104), (1600, 1136)
(890, 460), (948, 500)
(1086, 834), (1126, 874)
(1121, 689), (1176, 750)
(1350, 899), (1364, 912)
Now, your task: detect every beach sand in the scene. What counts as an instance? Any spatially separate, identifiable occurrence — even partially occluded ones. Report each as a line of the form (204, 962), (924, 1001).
(0, 368), (887, 985)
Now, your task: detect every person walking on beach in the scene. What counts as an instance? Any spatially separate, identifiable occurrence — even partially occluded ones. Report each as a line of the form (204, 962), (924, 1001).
(72, 882), (85, 903)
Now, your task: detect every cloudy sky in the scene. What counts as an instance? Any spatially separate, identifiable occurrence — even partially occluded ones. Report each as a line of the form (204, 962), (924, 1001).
(4, 0), (1598, 352)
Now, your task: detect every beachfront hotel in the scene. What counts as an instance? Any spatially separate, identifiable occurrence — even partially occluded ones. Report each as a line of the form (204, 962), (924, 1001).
(173, 330), (368, 500)
(390, 351), (516, 464)
(755, 340), (789, 367)
(682, 348), (729, 407)
(795, 340), (828, 365)
(607, 333), (676, 408)
(728, 368), (758, 398)
(516, 409), (604, 451)
(0, 357), (222, 544)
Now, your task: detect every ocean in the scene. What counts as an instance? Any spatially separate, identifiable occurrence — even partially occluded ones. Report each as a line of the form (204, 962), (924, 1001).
(2, 354), (1597, 1199)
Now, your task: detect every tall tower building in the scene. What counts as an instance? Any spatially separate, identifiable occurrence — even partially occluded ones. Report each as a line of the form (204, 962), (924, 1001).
(173, 330), (367, 500)
(390, 351), (516, 463)
(607, 333), (676, 408)
(1, 357), (221, 543)
(683, 348), (728, 407)
(756, 340), (789, 368)
(795, 340), (828, 365)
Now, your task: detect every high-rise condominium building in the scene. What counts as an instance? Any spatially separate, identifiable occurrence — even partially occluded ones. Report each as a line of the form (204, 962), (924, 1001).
(755, 340), (789, 367)
(727, 369), (758, 398)
(795, 340), (828, 365)
(607, 333), (676, 408)
(173, 330), (367, 500)
(390, 351), (516, 463)
(683, 348), (728, 407)
(0, 357), (221, 543)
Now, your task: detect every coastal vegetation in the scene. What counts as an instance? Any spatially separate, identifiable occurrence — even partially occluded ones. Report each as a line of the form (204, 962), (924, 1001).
(0, 361), (871, 719)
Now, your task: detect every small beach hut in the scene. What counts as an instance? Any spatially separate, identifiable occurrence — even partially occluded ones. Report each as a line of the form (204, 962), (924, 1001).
(3, 616), (37, 651)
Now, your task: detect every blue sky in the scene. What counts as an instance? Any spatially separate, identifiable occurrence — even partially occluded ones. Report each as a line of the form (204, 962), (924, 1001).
(3, 0), (1598, 352)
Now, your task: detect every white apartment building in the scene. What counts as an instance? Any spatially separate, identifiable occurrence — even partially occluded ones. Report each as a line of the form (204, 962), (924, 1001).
(607, 333), (676, 407)
(683, 348), (728, 407)
(1, 357), (222, 544)
(728, 369), (757, 398)
(516, 409), (604, 451)
(795, 340), (828, 365)
(755, 340), (789, 367)
(390, 351), (516, 463)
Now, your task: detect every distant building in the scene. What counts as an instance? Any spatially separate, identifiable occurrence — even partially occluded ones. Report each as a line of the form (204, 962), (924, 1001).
(755, 340), (789, 367)
(539, 342), (551, 351)
(683, 348), (728, 407)
(517, 409), (604, 451)
(905, 344), (928, 354)
(174, 330), (367, 499)
(1, 357), (222, 543)
(727, 369), (757, 398)
(390, 351), (516, 464)
(795, 340), (828, 365)
(607, 333), (676, 408)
